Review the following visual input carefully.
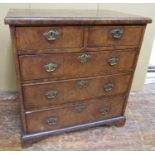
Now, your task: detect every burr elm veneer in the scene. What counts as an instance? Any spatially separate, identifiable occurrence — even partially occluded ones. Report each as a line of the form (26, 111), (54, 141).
(5, 9), (152, 147)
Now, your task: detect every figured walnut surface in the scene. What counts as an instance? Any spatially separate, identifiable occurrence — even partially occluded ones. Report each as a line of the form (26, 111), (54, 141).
(4, 9), (152, 147)
(16, 26), (84, 50)
(19, 49), (137, 82)
(0, 84), (155, 150)
(26, 95), (125, 133)
(4, 9), (152, 25)
(16, 26), (143, 50)
(23, 74), (130, 111)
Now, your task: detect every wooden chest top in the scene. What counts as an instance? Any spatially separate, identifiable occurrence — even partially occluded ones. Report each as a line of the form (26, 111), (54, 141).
(4, 9), (152, 25)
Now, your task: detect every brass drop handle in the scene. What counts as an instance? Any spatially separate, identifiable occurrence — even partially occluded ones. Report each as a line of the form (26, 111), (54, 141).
(77, 80), (88, 89)
(107, 57), (119, 66)
(44, 90), (58, 100)
(111, 29), (123, 39)
(43, 30), (60, 41)
(78, 54), (91, 63)
(74, 104), (86, 113)
(103, 83), (114, 92)
(98, 108), (109, 115)
(44, 63), (58, 73)
(46, 117), (58, 126)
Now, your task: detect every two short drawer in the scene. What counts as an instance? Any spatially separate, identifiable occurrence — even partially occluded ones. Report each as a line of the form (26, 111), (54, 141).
(16, 26), (143, 50)
(26, 95), (125, 133)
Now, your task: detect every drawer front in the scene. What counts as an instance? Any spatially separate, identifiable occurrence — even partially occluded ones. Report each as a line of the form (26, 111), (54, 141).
(26, 95), (125, 133)
(87, 26), (143, 47)
(19, 50), (137, 81)
(23, 74), (131, 110)
(19, 53), (63, 81)
(16, 27), (84, 50)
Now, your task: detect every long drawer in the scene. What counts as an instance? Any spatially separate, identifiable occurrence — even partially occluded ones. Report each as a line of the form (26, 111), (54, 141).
(22, 73), (131, 110)
(26, 95), (125, 133)
(19, 49), (137, 81)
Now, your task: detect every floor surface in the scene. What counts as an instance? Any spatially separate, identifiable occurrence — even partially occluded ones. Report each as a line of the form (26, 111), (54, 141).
(0, 83), (155, 151)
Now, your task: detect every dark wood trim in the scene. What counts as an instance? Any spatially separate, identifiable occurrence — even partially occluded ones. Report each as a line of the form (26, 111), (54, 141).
(21, 116), (126, 148)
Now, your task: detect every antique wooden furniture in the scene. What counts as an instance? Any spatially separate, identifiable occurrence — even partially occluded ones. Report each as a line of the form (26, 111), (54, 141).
(5, 9), (152, 147)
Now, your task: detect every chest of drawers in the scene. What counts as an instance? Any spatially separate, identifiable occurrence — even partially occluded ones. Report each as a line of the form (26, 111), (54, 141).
(5, 9), (151, 147)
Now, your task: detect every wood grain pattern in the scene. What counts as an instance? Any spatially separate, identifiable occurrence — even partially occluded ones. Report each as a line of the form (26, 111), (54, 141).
(4, 9), (152, 147)
(16, 26), (144, 51)
(19, 49), (137, 81)
(22, 73), (131, 110)
(16, 27), (84, 50)
(4, 9), (152, 25)
(26, 95), (125, 133)
(1, 84), (154, 150)
(17, 46), (140, 55)
(87, 26), (144, 47)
